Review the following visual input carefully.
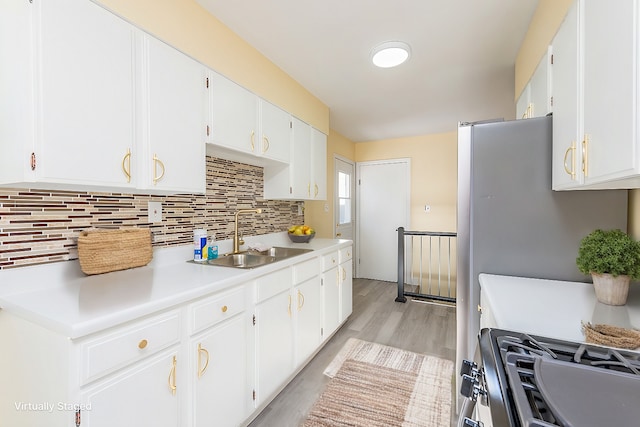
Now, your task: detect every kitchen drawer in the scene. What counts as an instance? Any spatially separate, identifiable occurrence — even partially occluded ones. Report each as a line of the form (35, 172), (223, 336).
(256, 267), (292, 303)
(80, 309), (180, 385)
(293, 257), (320, 284)
(322, 251), (338, 272)
(339, 246), (352, 263)
(189, 286), (246, 335)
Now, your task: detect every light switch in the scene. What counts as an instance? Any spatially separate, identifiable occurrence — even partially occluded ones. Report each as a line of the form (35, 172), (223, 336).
(148, 201), (162, 223)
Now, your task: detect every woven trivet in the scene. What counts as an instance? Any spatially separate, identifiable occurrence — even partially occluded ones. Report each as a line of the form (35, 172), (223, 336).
(581, 322), (640, 350)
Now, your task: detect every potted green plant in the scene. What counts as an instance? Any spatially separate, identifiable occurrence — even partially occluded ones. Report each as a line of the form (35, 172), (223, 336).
(576, 229), (640, 305)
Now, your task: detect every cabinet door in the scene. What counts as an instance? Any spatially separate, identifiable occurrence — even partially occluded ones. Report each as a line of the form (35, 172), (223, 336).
(260, 100), (291, 163)
(340, 260), (353, 321)
(210, 72), (258, 154)
(294, 276), (322, 365)
(529, 47), (552, 118)
(36, 0), (136, 188)
(516, 84), (531, 119)
(143, 35), (206, 193)
(192, 315), (250, 427)
(255, 290), (294, 404)
(81, 348), (180, 427)
(551, 1), (582, 189)
(0, 0), (34, 183)
(322, 266), (341, 341)
(582, 0), (637, 185)
(291, 117), (312, 199)
(311, 128), (327, 200)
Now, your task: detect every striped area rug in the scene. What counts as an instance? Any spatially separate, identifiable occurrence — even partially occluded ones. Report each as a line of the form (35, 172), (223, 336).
(302, 338), (453, 427)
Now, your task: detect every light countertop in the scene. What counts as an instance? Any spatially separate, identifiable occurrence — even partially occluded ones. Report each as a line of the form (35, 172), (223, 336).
(479, 273), (640, 343)
(0, 232), (351, 339)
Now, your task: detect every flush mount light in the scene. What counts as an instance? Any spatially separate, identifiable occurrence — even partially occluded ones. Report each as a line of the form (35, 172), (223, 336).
(371, 41), (411, 68)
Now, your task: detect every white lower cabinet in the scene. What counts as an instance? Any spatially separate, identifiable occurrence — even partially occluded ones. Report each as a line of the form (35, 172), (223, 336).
(339, 246), (353, 320)
(0, 245), (353, 427)
(293, 269), (322, 365)
(187, 286), (251, 427)
(255, 288), (295, 405)
(190, 315), (250, 427)
(321, 251), (341, 340)
(81, 347), (181, 427)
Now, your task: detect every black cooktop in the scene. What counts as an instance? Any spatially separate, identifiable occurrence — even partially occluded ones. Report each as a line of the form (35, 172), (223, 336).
(479, 328), (640, 427)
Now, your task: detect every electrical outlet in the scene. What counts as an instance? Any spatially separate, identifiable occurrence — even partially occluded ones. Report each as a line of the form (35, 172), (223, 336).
(148, 201), (162, 223)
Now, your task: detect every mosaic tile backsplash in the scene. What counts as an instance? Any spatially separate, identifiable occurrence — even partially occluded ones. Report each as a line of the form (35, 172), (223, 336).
(0, 157), (303, 269)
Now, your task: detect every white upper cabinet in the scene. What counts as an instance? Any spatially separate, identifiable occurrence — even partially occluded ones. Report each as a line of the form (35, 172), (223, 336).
(207, 72), (291, 166)
(263, 116), (327, 200)
(38, 0), (136, 189)
(552, 1), (581, 189)
(552, 0), (640, 190)
(208, 72), (259, 156)
(0, 0), (136, 190)
(311, 127), (327, 200)
(141, 35), (206, 193)
(517, 47), (552, 120)
(259, 100), (291, 164)
(0, 0), (205, 194)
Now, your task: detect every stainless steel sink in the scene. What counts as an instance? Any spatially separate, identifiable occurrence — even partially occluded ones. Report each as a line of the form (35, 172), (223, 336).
(202, 253), (277, 269)
(251, 246), (313, 258)
(190, 246), (313, 269)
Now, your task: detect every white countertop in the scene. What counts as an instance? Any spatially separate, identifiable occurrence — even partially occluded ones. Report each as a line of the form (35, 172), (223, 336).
(479, 273), (640, 343)
(0, 232), (351, 339)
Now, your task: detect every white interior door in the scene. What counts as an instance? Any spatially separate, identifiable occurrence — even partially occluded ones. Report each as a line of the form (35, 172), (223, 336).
(356, 159), (410, 282)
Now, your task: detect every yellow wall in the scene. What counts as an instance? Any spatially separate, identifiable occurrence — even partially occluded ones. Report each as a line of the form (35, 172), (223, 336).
(96, 0), (329, 134)
(355, 132), (458, 233)
(514, 0), (573, 100)
(306, 130), (356, 238)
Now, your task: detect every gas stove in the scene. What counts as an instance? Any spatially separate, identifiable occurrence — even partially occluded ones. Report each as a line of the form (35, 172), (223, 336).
(460, 328), (640, 427)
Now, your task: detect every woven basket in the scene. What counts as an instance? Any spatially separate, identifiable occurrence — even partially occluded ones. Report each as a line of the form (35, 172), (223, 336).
(78, 228), (152, 275)
(582, 322), (640, 350)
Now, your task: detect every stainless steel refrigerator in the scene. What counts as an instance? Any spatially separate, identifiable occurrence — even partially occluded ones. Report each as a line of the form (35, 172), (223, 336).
(455, 115), (628, 402)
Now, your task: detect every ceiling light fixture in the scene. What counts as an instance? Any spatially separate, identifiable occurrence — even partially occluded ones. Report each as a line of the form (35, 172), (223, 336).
(371, 41), (411, 68)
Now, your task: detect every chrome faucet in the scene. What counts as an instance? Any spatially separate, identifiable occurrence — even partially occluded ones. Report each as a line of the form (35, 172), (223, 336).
(233, 208), (262, 254)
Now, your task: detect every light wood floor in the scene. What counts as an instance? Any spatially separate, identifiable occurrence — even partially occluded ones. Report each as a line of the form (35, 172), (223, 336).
(248, 278), (458, 427)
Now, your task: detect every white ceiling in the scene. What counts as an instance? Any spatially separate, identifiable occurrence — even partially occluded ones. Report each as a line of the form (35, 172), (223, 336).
(196, 0), (539, 142)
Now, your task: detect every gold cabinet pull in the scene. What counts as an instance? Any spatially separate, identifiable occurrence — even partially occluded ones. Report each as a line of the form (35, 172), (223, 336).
(262, 135), (269, 153)
(287, 294), (292, 318)
(221, 305), (228, 313)
(563, 142), (576, 179)
(297, 290), (305, 311)
(197, 343), (209, 379)
(168, 355), (177, 395)
(307, 182), (311, 197)
(122, 148), (131, 183)
(582, 135), (589, 177)
(138, 339), (148, 350)
(477, 305), (483, 314)
(335, 234), (341, 238)
(314, 184), (319, 197)
(341, 267), (346, 281)
(250, 130), (255, 152)
(153, 154), (165, 185)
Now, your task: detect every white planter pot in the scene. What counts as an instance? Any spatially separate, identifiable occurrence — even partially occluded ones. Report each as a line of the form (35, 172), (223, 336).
(591, 272), (630, 306)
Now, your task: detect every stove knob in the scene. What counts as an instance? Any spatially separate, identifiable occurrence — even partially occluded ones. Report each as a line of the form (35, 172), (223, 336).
(462, 418), (484, 427)
(460, 359), (478, 376)
(460, 374), (477, 398)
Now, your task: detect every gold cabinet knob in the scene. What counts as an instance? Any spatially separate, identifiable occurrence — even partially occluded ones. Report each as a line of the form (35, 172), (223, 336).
(477, 305), (483, 314)
(221, 305), (228, 313)
(138, 339), (148, 349)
